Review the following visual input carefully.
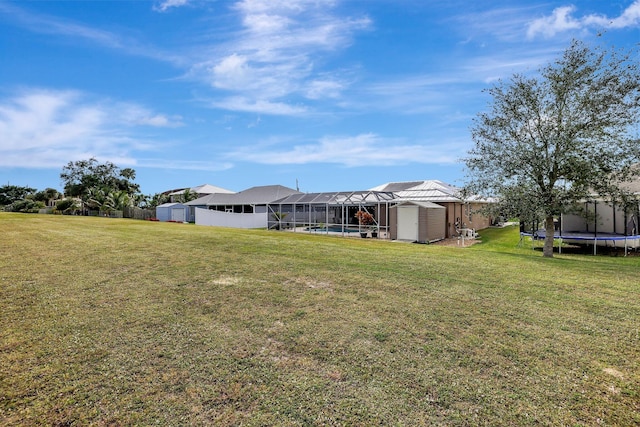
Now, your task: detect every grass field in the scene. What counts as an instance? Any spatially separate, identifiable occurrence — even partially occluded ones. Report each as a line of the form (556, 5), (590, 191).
(1, 213), (639, 426)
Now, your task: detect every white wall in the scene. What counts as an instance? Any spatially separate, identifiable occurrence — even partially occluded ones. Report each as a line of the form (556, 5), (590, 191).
(195, 208), (267, 229)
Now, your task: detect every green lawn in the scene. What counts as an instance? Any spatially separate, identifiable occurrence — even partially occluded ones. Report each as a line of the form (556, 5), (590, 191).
(1, 213), (638, 426)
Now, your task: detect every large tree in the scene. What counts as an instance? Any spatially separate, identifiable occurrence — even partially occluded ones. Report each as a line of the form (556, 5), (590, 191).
(464, 40), (640, 257)
(60, 158), (140, 208)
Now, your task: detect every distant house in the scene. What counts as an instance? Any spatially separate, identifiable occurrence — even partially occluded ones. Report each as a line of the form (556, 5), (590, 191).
(168, 184), (234, 203)
(370, 180), (492, 238)
(192, 185), (301, 229)
(167, 184), (235, 222)
(158, 179), (491, 241)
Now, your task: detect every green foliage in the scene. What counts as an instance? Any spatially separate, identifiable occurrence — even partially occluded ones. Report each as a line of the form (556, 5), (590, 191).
(60, 158), (141, 204)
(0, 185), (36, 206)
(177, 188), (198, 203)
(5, 198), (45, 212)
(465, 40), (640, 257)
(85, 188), (132, 213)
(145, 192), (170, 209)
(106, 190), (132, 211)
(31, 188), (62, 204)
(130, 193), (151, 209)
(55, 198), (79, 214)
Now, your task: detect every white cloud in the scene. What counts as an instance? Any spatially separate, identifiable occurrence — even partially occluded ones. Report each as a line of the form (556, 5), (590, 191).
(210, 96), (307, 115)
(0, 2), (184, 64)
(116, 104), (184, 128)
(2, 0), (369, 116)
(139, 114), (182, 127)
(234, 0), (338, 16)
(191, 0), (371, 115)
(608, 1), (640, 28)
(0, 1), (123, 48)
(527, 6), (582, 39)
(527, 2), (640, 39)
(454, 6), (541, 42)
(0, 88), (179, 169)
(211, 54), (253, 91)
(136, 158), (234, 171)
(241, 13), (292, 34)
(305, 79), (344, 99)
(228, 133), (461, 167)
(154, 0), (190, 13)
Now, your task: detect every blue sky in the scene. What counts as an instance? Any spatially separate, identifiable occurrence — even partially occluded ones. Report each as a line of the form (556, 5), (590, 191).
(1, 0), (640, 195)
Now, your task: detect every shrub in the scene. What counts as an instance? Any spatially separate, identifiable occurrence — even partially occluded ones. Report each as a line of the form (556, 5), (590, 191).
(55, 198), (79, 214)
(5, 199), (45, 213)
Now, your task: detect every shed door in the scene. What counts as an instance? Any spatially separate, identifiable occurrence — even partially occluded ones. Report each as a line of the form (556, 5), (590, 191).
(397, 206), (419, 241)
(171, 208), (185, 222)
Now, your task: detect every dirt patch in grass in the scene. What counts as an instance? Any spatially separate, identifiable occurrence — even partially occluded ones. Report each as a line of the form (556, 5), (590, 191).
(210, 275), (242, 286)
(603, 367), (625, 379)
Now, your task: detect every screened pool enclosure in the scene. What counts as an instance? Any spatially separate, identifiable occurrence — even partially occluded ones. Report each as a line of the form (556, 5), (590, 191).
(267, 191), (397, 237)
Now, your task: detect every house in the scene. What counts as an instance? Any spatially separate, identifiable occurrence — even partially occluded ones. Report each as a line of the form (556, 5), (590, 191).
(168, 184), (234, 203)
(370, 180), (492, 238)
(264, 180), (490, 241)
(167, 184), (235, 222)
(193, 185), (301, 229)
(155, 179), (491, 241)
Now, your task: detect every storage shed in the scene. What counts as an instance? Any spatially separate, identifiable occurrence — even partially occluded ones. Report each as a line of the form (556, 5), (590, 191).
(156, 202), (188, 222)
(371, 180), (493, 237)
(390, 201), (446, 243)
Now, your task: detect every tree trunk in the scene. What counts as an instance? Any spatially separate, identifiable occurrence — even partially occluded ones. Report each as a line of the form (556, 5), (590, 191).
(543, 215), (555, 258)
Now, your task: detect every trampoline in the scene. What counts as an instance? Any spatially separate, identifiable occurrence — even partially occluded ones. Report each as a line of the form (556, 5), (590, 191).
(521, 231), (640, 255)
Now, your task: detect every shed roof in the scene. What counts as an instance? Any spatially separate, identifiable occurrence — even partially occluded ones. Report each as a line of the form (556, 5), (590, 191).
(157, 202), (187, 208)
(390, 200), (445, 209)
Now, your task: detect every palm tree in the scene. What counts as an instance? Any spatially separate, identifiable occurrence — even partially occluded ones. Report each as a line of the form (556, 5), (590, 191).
(86, 188), (108, 214)
(109, 190), (132, 211)
(179, 188), (198, 203)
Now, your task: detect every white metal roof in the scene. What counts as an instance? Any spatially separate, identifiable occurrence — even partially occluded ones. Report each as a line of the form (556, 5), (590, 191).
(390, 200), (446, 209)
(169, 183), (234, 196)
(371, 180), (490, 203)
(371, 180), (463, 202)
